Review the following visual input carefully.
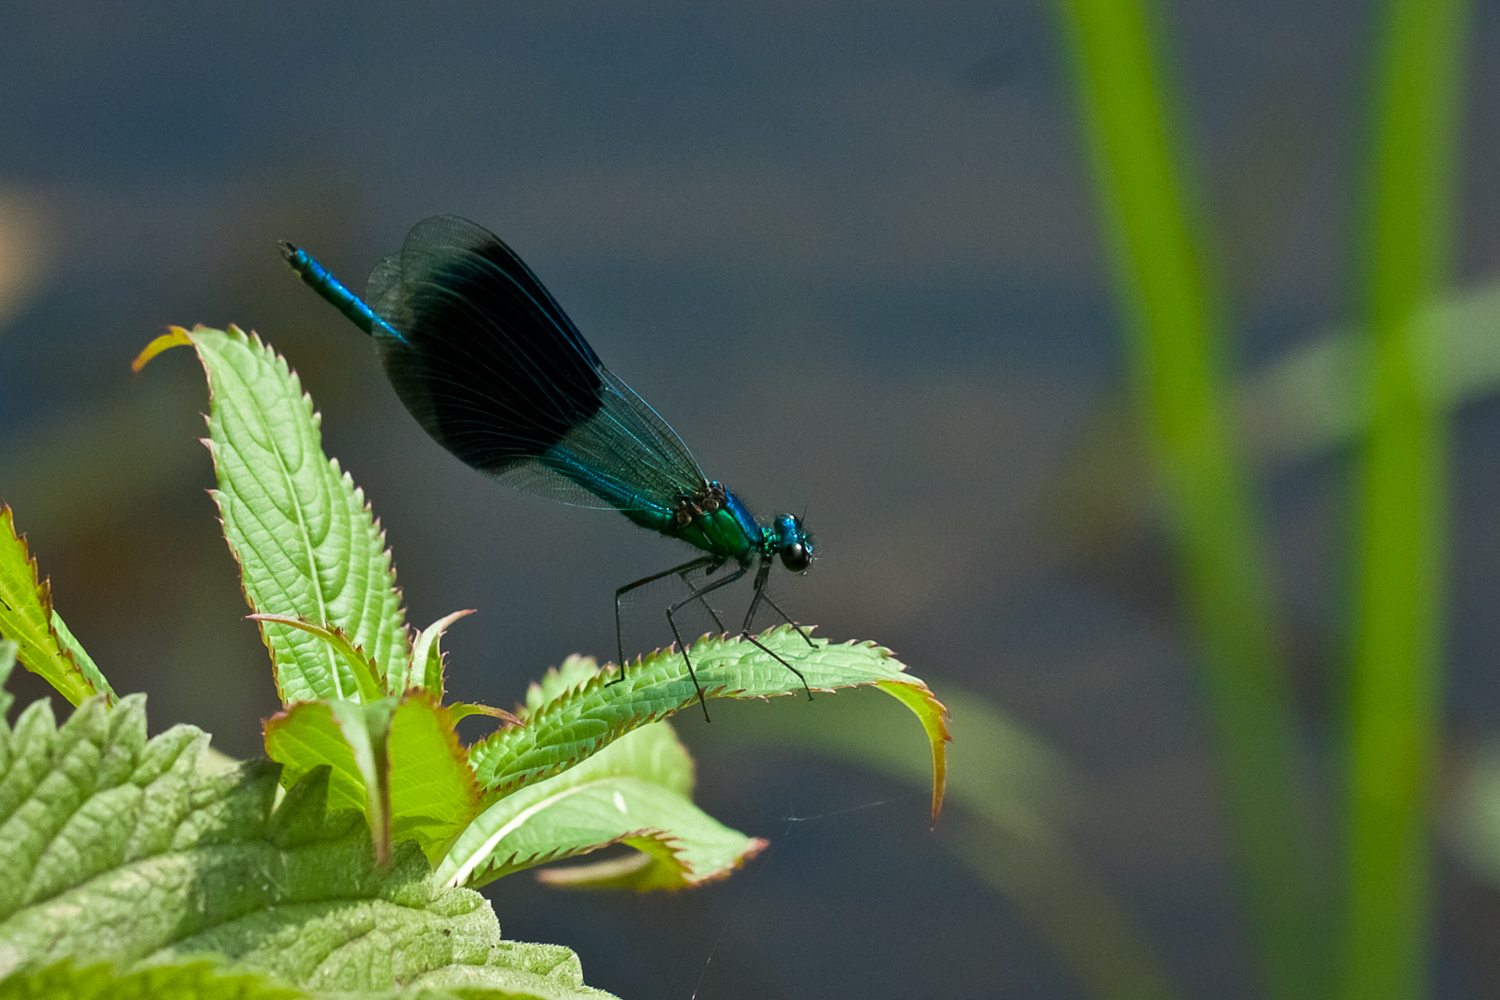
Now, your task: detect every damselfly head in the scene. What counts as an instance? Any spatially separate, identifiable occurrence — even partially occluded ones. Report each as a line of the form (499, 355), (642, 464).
(773, 513), (814, 572)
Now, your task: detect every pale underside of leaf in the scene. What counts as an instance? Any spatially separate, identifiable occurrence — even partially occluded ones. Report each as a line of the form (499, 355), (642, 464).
(440, 720), (759, 890)
(450, 775), (766, 891)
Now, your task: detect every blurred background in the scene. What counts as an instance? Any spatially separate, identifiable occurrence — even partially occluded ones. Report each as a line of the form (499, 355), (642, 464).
(2, 2), (1499, 998)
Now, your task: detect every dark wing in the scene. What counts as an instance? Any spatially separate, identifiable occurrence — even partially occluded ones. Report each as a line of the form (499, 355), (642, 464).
(366, 215), (706, 512)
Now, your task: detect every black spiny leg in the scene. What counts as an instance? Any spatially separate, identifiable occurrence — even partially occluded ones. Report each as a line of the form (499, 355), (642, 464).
(664, 562), (753, 722)
(761, 591), (818, 651)
(738, 558), (814, 701)
(739, 632), (813, 701)
(680, 564), (727, 634)
(614, 555), (719, 683)
(739, 557), (773, 635)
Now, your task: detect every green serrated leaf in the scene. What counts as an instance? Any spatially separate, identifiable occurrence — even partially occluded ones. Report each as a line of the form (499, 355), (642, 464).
(46, 611), (116, 706)
(440, 720), (761, 891)
(442, 716), (690, 885)
(251, 615), (387, 702)
(326, 697), (397, 865)
(469, 628), (951, 824)
(0, 694), (271, 971)
(157, 325), (408, 703)
(0, 640), (15, 718)
(0, 959), (305, 1000)
(406, 609), (474, 696)
(0, 954), (615, 1000)
(265, 694), (482, 867)
(522, 656), (603, 718)
(388, 692), (481, 866)
(538, 815), (765, 892)
(0, 505), (102, 706)
(447, 703), (523, 728)
(502, 777), (764, 891)
(0, 688), (616, 998)
(263, 701), (369, 817)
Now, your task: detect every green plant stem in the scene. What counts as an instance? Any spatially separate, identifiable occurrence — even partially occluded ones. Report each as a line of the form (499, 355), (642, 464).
(1053, 2), (1322, 998)
(1342, 1), (1469, 997)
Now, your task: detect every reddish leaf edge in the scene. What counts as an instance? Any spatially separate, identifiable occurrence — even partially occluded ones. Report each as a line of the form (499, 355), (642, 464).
(472, 628), (952, 824)
(249, 613), (386, 703)
(519, 828), (771, 892)
(136, 325), (412, 703)
(0, 504), (103, 706)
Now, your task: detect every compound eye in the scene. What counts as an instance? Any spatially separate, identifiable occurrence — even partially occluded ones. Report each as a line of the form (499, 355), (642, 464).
(780, 541), (811, 572)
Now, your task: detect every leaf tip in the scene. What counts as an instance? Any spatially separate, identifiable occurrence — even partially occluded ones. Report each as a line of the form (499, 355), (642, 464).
(131, 327), (195, 372)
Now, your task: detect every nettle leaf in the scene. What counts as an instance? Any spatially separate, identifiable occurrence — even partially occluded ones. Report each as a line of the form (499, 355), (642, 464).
(388, 692), (483, 865)
(263, 701), (369, 818)
(262, 699), (395, 864)
(0, 690), (616, 999)
(405, 609), (474, 696)
(264, 694), (482, 867)
(469, 627), (951, 825)
(325, 697), (397, 864)
(134, 326), (408, 704)
(0, 959), (305, 1000)
(529, 781), (767, 892)
(522, 656), (604, 717)
(2, 953), (613, 1000)
(488, 776), (764, 893)
(251, 615), (386, 703)
(0, 639), (16, 718)
(47, 612), (113, 706)
(441, 711), (762, 890)
(0, 505), (113, 706)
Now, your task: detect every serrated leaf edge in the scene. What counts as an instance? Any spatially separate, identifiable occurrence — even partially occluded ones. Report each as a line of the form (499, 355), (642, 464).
(407, 608), (474, 695)
(249, 614), (386, 703)
(181, 324), (409, 700)
(389, 689), (484, 863)
(537, 831), (770, 891)
(470, 628), (943, 803)
(0, 504), (100, 706)
(446, 778), (764, 889)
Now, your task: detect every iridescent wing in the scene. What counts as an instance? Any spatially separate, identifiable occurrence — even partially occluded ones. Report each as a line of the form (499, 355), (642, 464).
(364, 215), (706, 514)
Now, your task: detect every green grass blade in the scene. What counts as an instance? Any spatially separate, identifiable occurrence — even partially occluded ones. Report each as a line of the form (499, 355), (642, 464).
(946, 819), (1186, 1000)
(1049, 280), (1500, 565)
(1053, 2), (1322, 997)
(1341, 0), (1471, 996)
